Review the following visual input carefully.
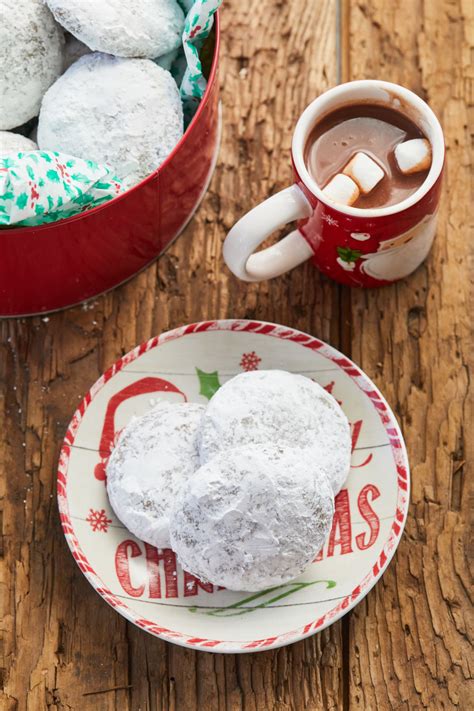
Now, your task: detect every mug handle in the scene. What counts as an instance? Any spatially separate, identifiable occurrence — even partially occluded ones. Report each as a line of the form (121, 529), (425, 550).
(223, 184), (314, 282)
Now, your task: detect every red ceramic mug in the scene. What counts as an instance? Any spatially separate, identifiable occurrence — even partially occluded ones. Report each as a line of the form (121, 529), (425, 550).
(223, 80), (444, 287)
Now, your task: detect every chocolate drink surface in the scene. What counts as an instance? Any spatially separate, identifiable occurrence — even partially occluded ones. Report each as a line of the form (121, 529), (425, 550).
(305, 104), (429, 208)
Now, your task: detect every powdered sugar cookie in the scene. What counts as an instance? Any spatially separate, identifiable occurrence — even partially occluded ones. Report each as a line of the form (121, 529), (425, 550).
(0, 0), (64, 130)
(199, 370), (351, 495)
(46, 0), (184, 59)
(106, 402), (205, 549)
(38, 54), (183, 185)
(170, 443), (335, 591)
(0, 131), (37, 156)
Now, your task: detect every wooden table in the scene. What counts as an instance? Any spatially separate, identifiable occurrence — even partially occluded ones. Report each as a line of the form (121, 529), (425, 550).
(1, 1), (472, 709)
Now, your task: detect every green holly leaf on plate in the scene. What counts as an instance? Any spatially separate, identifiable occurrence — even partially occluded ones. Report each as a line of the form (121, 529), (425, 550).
(337, 246), (362, 263)
(196, 367), (221, 400)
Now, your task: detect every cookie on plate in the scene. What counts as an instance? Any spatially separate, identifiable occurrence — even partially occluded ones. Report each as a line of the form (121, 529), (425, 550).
(106, 402), (205, 549)
(199, 369), (351, 495)
(170, 443), (335, 591)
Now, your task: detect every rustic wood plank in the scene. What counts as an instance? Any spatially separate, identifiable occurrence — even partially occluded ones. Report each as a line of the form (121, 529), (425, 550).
(344, 1), (473, 709)
(2, 0), (471, 708)
(0, 1), (347, 709)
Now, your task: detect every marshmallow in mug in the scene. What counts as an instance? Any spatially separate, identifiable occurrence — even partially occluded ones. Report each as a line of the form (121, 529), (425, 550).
(322, 152), (385, 206)
(322, 173), (360, 206)
(343, 152), (385, 194)
(322, 140), (433, 207)
(394, 138), (432, 175)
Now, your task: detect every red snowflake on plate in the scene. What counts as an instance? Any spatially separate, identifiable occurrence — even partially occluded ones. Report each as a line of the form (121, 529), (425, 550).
(240, 351), (262, 371)
(86, 508), (112, 532)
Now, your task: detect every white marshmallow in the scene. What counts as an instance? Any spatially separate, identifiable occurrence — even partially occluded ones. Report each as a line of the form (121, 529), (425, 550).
(322, 174), (359, 206)
(343, 152), (384, 194)
(394, 138), (432, 174)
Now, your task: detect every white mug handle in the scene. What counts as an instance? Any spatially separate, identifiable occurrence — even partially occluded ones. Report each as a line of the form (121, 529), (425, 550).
(223, 184), (314, 282)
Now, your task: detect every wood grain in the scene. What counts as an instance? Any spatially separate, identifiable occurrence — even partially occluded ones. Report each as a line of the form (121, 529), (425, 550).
(1, 1), (345, 710)
(0, 0), (472, 709)
(346, 1), (473, 709)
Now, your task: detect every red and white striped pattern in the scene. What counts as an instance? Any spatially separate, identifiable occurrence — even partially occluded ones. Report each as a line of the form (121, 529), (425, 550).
(57, 320), (410, 653)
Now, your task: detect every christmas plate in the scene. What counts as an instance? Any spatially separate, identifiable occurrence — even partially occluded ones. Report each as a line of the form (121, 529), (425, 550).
(58, 320), (410, 653)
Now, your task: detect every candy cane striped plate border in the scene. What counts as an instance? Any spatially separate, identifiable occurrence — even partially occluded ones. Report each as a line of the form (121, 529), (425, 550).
(57, 319), (410, 653)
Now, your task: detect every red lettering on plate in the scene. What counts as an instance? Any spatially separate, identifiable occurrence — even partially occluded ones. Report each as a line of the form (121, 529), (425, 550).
(350, 420), (373, 468)
(115, 540), (145, 597)
(327, 489), (353, 556)
(183, 570), (214, 597)
(144, 544), (178, 598)
(355, 484), (381, 550)
(313, 546), (324, 563)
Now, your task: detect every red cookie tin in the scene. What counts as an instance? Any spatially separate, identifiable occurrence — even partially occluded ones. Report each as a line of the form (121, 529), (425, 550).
(0, 15), (220, 317)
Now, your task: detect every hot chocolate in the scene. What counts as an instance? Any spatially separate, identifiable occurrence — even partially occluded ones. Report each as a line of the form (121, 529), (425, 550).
(305, 104), (430, 209)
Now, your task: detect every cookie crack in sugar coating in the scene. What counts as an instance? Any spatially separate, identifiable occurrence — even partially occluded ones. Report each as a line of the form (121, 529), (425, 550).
(199, 370), (351, 495)
(169, 444), (335, 592)
(37, 54), (184, 186)
(0, 0), (64, 130)
(46, 0), (184, 59)
(106, 402), (205, 549)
